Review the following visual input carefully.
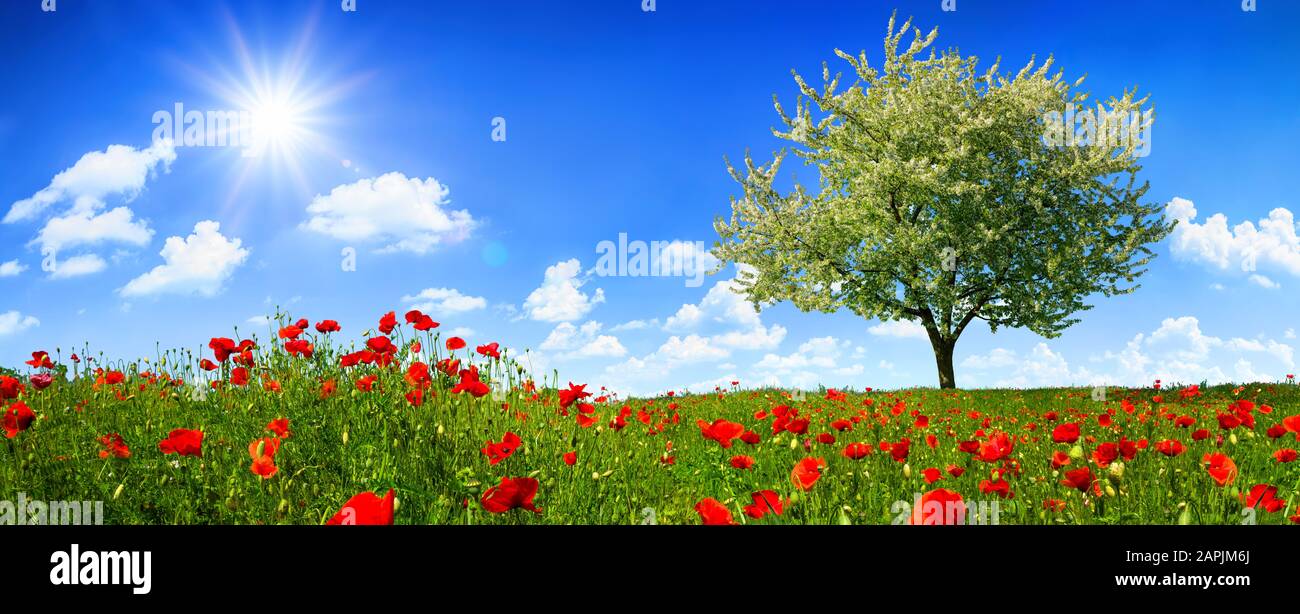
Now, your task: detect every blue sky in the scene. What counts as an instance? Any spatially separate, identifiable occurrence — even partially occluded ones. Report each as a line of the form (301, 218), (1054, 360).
(1, 0), (1297, 395)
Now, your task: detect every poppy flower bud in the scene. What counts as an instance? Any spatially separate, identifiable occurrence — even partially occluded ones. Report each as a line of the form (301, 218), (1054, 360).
(1104, 483), (1116, 497)
(113, 483), (125, 500)
(1068, 445), (1084, 460)
(342, 430), (349, 445)
(788, 438), (798, 450)
(902, 463), (912, 478)
(1107, 461), (1125, 483)
(1228, 433), (1238, 445)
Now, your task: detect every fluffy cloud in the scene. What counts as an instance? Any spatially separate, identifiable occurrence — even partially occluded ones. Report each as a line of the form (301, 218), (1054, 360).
(522, 259), (605, 322)
(751, 336), (865, 388)
(5, 142), (174, 277)
(540, 321), (627, 358)
(1166, 197), (1300, 279)
(0, 260), (26, 277)
(33, 206), (153, 253)
(302, 172), (475, 254)
(661, 266), (786, 350)
(120, 221), (249, 297)
(868, 319), (929, 339)
(962, 315), (1294, 387)
(0, 311), (39, 336)
(402, 287), (487, 314)
(4, 141), (176, 224)
(49, 254), (107, 279)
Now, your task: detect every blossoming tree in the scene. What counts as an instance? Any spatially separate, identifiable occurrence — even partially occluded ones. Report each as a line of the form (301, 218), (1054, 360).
(714, 14), (1173, 388)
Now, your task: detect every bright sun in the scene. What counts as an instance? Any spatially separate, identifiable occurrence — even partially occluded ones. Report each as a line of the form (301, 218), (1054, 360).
(249, 95), (304, 148)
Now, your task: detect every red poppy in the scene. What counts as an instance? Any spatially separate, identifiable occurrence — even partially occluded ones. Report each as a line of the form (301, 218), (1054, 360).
(1092, 442), (1120, 468)
(946, 464), (966, 477)
(230, 367), (249, 387)
(558, 382), (591, 409)
(405, 388), (424, 407)
(740, 430), (761, 445)
(97, 433), (131, 459)
(694, 498), (735, 525)
(1051, 450), (1071, 469)
(890, 439), (911, 463)
(445, 337), (466, 351)
(742, 490), (784, 519)
(1043, 499), (1067, 512)
(25, 351), (54, 369)
(284, 339), (314, 358)
(158, 428), (203, 457)
(326, 489), (396, 525)
(922, 467), (943, 484)
(3, 401), (35, 438)
(979, 478), (1013, 499)
(790, 457), (826, 491)
(482, 432), (522, 465)
(267, 417), (291, 438)
(248, 437), (281, 478)
(1283, 415), (1300, 434)
(366, 336), (396, 354)
(842, 442), (872, 460)
(1203, 453), (1238, 487)
(209, 337), (238, 362)
(977, 431), (1014, 462)
(315, 319), (341, 333)
(909, 488), (966, 525)
(278, 325), (303, 340)
(697, 418), (745, 448)
(476, 342), (501, 358)
(1155, 439), (1185, 457)
(563, 451), (577, 466)
(355, 374), (378, 392)
(378, 311), (398, 335)
(729, 455), (755, 469)
(1274, 449), (1297, 463)
(1061, 466), (1094, 492)
(199, 358), (218, 371)
(1052, 422), (1081, 444)
(30, 373), (53, 390)
(1241, 484), (1286, 513)
(450, 367), (491, 397)
(0, 376), (25, 401)
(481, 476), (542, 514)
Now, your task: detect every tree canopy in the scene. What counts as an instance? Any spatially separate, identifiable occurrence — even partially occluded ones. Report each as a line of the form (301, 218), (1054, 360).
(713, 13), (1173, 388)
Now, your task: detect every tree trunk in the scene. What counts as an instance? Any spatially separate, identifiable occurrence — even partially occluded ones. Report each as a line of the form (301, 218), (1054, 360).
(932, 338), (956, 389)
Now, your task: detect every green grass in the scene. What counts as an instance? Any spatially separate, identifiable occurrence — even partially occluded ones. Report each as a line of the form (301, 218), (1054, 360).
(3, 322), (1298, 525)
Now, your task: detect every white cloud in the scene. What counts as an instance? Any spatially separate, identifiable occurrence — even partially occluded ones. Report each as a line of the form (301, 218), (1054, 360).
(966, 316), (1294, 388)
(610, 318), (658, 332)
(1166, 197), (1300, 279)
(0, 311), (39, 336)
(539, 321), (627, 359)
(868, 319), (929, 339)
(302, 172), (475, 254)
(0, 260), (26, 277)
(522, 258), (605, 322)
(1248, 274), (1280, 289)
(402, 287), (487, 314)
(31, 206), (153, 253)
(49, 254), (107, 279)
(120, 221), (249, 297)
(752, 336), (865, 389)
(445, 327), (475, 337)
(4, 141), (176, 224)
(660, 266), (785, 350)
